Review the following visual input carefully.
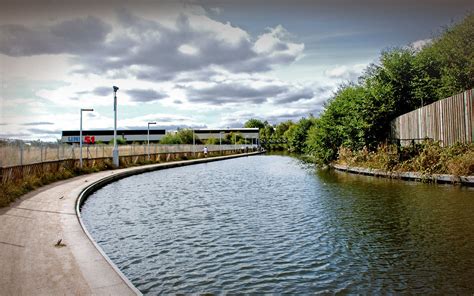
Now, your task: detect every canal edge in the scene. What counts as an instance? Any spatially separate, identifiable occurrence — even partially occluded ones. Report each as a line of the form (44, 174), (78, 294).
(331, 164), (474, 186)
(75, 151), (265, 294)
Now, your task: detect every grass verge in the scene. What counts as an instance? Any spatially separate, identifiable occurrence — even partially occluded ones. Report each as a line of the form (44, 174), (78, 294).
(0, 164), (112, 208)
(336, 140), (474, 177)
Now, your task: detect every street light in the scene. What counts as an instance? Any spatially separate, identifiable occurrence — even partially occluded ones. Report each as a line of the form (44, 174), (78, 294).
(147, 121), (156, 160)
(80, 108), (94, 168)
(219, 131), (224, 154)
(193, 129), (195, 156)
(112, 86), (119, 167)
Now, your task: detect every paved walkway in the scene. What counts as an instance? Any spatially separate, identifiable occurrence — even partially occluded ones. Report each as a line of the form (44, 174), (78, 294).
(0, 152), (261, 295)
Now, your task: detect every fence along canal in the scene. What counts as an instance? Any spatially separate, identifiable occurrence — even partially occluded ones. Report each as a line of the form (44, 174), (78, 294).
(0, 143), (254, 185)
(391, 89), (473, 146)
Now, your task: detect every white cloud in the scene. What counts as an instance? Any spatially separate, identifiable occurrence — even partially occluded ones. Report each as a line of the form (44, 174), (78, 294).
(178, 44), (199, 55)
(324, 63), (367, 81)
(410, 38), (432, 51)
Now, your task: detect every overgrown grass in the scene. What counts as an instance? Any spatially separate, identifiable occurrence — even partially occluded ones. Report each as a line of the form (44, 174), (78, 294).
(336, 140), (474, 176)
(0, 164), (110, 208)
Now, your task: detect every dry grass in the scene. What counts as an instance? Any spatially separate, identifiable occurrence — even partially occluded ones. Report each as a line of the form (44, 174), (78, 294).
(336, 141), (474, 176)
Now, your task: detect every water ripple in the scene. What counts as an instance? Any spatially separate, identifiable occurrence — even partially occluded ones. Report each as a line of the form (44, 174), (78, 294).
(82, 155), (474, 294)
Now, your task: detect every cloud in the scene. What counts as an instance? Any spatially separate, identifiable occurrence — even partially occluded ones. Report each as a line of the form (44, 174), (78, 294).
(90, 86), (112, 96)
(185, 82), (287, 105)
(325, 64), (366, 81)
(1, 9), (304, 82)
(0, 16), (111, 56)
(271, 86), (314, 104)
(21, 122), (54, 126)
(410, 38), (432, 51)
(210, 7), (222, 15)
(125, 89), (167, 102)
(27, 128), (61, 135)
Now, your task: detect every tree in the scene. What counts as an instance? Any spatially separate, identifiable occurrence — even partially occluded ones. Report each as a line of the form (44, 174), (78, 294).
(244, 118), (265, 129)
(283, 117), (316, 153)
(176, 129), (196, 144)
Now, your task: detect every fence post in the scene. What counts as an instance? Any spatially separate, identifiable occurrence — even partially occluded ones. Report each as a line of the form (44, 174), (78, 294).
(20, 144), (24, 166)
(40, 145), (43, 162)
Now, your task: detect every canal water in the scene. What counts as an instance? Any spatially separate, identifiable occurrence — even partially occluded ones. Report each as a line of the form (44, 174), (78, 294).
(81, 155), (474, 294)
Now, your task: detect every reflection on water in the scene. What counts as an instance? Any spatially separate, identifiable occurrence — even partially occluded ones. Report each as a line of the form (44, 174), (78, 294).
(82, 155), (474, 294)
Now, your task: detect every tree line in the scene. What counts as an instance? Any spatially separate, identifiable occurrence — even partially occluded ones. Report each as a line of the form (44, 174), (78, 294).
(245, 13), (473, 164)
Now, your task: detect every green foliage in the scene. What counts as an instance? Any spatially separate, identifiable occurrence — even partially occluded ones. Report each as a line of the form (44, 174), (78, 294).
(305, 85), (370, 162)
(275, 120), (293, 139)
(285, 117), (316, 154)
(304, 14), (474, 164)
(159, 133), (182, 144)
(244, 118), (265, 129)
(108, 137), (126, 145)
(176, 129), (196, 144)
(159, 129), (201, 144)
(225, 132), (243, 144)
(206, 137), (220, 145)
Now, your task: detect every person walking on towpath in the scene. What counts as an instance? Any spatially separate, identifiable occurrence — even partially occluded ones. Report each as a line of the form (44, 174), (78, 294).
(203, 146), (208, 157)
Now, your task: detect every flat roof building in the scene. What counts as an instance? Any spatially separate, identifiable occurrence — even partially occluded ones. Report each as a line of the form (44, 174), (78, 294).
(61, 129), (166, 144)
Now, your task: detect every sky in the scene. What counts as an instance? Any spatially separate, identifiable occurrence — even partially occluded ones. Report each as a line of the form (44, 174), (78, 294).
(1, 0), (473, 141)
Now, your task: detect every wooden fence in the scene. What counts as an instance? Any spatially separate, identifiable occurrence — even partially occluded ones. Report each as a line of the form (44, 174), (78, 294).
(391, 89), (474, 146)
(0, 148), (247, 185)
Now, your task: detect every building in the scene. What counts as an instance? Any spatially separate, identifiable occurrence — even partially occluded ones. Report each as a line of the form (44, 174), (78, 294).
(61, 129), (166, 144)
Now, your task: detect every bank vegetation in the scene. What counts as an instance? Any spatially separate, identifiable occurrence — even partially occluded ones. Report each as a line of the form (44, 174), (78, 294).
(246, 14), (474, 176)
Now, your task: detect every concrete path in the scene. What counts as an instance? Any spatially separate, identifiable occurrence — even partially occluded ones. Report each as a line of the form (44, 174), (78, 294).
(0, 152), (262, 295)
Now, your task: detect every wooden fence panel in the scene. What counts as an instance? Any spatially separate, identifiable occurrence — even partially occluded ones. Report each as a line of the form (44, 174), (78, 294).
(391, 89), (474, 146)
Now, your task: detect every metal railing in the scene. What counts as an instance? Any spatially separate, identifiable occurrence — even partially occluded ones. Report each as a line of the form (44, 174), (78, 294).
(0, 143), (257, 167)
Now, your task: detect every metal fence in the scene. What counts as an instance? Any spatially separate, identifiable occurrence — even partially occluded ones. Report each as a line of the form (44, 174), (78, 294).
(390, 89), (474, 146)
(0, 143), (255, 167)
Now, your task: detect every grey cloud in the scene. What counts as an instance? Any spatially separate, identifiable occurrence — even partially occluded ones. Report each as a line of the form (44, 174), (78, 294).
(27, 128), (61, 135)
(264, 108), (323, 124)
(186, 83), (287, 105)
(92, 87), (112, 96)
(0, 16), (111, 56)
(21, 122), (54, 126)
(125, 89), (167, 102)
(0, 132), (31, 138)
(68, 10), (301, 81)
(273, 87), (314, 104)
(1, 9), (303, 82)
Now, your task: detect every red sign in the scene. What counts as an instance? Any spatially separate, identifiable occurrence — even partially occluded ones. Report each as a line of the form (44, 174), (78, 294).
(84, 136), (95, 144)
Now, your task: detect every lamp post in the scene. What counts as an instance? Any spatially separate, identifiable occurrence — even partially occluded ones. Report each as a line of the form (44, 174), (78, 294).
(112, 86), (119, 167)
(193, 129), (195, 157)
(147, 121), (156, 160)
(80, 108), (94, 168)
(219, 131), (224, 154)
